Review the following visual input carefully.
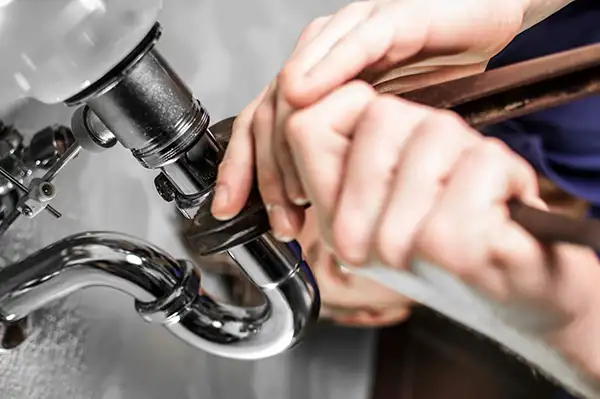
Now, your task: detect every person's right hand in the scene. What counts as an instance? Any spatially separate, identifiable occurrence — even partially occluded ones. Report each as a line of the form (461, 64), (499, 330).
(211, 0), (529, 241)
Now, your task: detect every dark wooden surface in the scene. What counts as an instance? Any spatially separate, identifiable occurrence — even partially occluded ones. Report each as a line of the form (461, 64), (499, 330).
(370, 308), (561, 399)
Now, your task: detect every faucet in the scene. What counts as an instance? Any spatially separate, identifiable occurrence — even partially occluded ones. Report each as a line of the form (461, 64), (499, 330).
(0, 20), (320, 359)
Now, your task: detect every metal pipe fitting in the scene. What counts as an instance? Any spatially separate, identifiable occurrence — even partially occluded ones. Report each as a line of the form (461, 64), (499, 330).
(0, 232), (319, 360)
(66, 24), (210, 171)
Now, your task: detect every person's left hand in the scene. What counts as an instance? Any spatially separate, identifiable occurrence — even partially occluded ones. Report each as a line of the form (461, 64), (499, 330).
(296, 207), (412, 327)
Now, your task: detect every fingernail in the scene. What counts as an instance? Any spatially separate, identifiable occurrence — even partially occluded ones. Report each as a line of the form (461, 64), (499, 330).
(267, 204), (294, 242)
(292, 196), (310, 206)
(211, 184), (230, 219)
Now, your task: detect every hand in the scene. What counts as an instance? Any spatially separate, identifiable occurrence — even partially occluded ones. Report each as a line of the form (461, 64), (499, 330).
(211, 0), (528, 240)
(296, 207), (411, 327)
(283, 81), (600, 379)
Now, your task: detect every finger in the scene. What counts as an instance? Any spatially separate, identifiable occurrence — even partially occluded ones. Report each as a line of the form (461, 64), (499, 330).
(291, 16), (332, 56)
(212, 84), (271, 220)
(314, 257), (410, 310)
(329, 306), (410, 328)
(242, 18), (332, 236)
(487, 197), (554, 301)
(415, 138), (541, 293)
(489, 219), (551, 301)
(444, 139), (541, 209)
(369, 109), (479, 269)
(272, 3), (374, 205)
(273, 97), (309, 206)
(272, 16), (332, 206)
(283, 2), (375, 76)
(329, 96), (427, 266)
(252, 83), (304, 241)
(297, 207), (350, 285)
(211, 13), (331, 222)
(540, 244), (600, 317)
(284, 81), (377, 242)
(278, 1), (376, 105)
(272, 5), (376, 206)
(281, 3), (429, 107)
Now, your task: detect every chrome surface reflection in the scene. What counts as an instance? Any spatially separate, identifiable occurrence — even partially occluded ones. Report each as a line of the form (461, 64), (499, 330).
(0, 231), (319, 360)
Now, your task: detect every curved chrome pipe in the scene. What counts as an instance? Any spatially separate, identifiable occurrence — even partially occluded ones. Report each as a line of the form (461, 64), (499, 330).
(0, 232), (319, 360)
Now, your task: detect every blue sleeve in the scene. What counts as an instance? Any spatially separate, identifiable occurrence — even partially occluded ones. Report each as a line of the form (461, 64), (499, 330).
(484, 0), (600, 205)
(472, 5), (600, 398)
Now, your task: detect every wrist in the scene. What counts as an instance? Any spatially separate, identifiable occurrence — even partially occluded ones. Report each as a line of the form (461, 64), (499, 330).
(548, 263), (600, 381)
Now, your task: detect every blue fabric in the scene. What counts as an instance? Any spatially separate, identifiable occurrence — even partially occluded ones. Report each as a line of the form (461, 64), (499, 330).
(484, 1), (600, 397)
(485, 0), (600, 206)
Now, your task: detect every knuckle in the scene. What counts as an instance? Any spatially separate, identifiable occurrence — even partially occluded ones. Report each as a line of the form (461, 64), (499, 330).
(346, 81), (378, 106)
(517, 156), (538, 184)
(416, 218), (478, 279)
(473, 138), (539, 190)
(364, 94), (400, 121)
(415, 217), (448, 255)
(469, 138), (516, 172)
(350, 79), (378, 96)
(428, 109), (467, 129)
(477, 137), (512, 160)
(510, 150), (538, 180)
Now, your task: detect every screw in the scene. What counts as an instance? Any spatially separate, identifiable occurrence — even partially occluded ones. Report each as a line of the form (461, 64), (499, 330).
(39, 182), (55, 198)
(21, 206), (32, 217)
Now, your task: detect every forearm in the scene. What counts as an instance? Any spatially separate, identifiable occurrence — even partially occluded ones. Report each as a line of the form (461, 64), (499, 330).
(550, 288), (600, 384)
(520, 0), (577, 31)
(545, 248), (600, 384)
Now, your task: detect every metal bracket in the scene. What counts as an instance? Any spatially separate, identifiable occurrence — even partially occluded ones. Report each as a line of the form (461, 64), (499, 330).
(0, 143), (81, 236)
